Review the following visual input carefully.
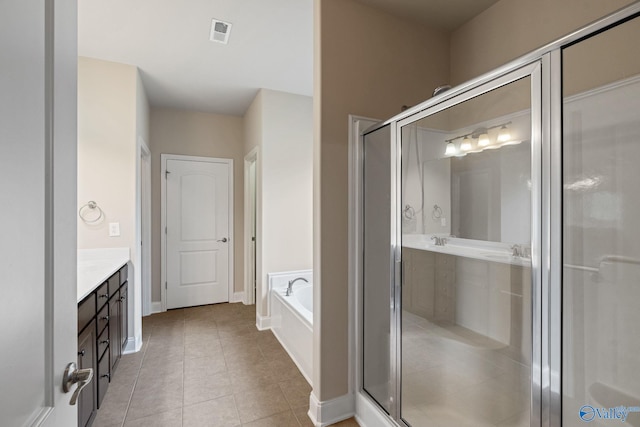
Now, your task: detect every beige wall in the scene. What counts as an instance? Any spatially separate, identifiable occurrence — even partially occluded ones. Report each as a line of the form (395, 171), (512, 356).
(78, 56), (149, 348)
(314, 0), (450, 401)
(450, 0), (635, 85)
(149, 109), (244, 302)
(243, 89), (314, 318)
(77, 57), (137, 252)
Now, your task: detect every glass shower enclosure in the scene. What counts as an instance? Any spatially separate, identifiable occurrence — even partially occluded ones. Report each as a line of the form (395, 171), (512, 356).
(359, 6), (640, 427)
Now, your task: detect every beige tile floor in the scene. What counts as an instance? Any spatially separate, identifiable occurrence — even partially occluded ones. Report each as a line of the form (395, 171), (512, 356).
(92, 303), (359, 427)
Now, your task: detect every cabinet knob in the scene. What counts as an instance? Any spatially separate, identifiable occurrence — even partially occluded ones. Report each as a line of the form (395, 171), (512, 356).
(100, 373), (111, 380)
(101, 315), (110, 321)
(120, 296), (125, 302)
(99, 293), (109, 299)
(100, 339), (110, 345)
(78, 349), (85, 357)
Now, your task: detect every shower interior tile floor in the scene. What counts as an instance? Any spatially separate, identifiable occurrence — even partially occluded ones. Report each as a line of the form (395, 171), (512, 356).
(92, 303), (359, 427)
(400, 311), (530, 427)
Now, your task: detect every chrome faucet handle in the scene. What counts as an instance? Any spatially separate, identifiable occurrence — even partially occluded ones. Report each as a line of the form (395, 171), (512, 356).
(511, 244), (522, 257)
(431, 236), (446, 246)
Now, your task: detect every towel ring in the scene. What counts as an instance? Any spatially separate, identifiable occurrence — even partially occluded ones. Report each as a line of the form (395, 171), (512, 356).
(79, 201), (104, 224)
(431, 204), (443, 220)
(403, 204), (416, 220)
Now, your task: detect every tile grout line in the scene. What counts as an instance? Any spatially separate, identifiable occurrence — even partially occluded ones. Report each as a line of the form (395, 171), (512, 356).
(118, 326), (152, 427)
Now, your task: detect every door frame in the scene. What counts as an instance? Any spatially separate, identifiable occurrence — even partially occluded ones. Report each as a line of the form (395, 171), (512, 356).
(243, 147), (260, 305)
(347, 114), (380, 409)
(137, 138), (152, 322)
(160, 154), (234, 312)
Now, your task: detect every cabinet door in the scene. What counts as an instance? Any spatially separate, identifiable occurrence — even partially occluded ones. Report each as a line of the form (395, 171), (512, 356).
(96, 351), (110, 408)
(120, 282), (128, 350)
(77, 320), (97, 427)
(109, 290), (121, 371)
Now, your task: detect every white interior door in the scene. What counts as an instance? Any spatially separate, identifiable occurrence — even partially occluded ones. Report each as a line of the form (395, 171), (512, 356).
(165, 158), (231, 309)
(0, 0), (78, 425)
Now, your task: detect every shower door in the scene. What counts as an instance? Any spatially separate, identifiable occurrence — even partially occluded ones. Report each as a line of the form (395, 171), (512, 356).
(561, 14), (640, 427)
(396, 64), (541, 427)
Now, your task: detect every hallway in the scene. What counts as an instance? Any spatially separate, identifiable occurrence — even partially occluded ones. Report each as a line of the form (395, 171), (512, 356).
(91, 303), (358, 427)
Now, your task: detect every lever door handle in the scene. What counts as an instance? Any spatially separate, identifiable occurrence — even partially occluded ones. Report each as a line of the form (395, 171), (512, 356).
(217, 237), (228, 243)
(63, 362), (93, 405)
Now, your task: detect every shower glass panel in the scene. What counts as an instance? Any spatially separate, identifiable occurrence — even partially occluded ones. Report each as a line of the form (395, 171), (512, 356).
(562, 16), (640, 427)
(400, 78), (533, 426)
(362, 123), (393, 413)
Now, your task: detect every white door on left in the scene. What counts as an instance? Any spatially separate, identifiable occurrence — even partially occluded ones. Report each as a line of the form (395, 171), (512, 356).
(0, 0), (78, 426)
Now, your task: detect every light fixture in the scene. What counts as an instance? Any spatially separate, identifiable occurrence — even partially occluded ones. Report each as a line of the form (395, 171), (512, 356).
(443, 121), (514, 156)
(497, 125), (512, 143)
(445, 141), (457, 156)
(477, 132), (490, 147)
(460, 136), (472, 152)
(501, 139), (522, 146)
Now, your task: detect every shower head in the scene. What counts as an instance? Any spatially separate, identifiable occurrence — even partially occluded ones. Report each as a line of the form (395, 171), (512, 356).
(433, 85), (452, 97)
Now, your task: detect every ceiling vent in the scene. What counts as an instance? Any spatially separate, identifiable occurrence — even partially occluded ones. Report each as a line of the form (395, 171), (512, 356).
(210, 19), (232, 44)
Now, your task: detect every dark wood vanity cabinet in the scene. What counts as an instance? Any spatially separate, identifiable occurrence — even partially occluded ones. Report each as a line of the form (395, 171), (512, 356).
(77, 264), (129, 426)
(78, 319), (97, 427)
(109, 288), (121, 371)
(120, 282), (128, 350)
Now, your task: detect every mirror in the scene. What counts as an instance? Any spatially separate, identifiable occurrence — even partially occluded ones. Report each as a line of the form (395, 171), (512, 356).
(402, 77), (532, 246)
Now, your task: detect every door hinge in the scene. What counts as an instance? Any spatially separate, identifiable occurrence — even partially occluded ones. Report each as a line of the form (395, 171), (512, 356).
(165, 226), (167, 234)
(165, 281), (167, 289)
(165, 170), (171, 179)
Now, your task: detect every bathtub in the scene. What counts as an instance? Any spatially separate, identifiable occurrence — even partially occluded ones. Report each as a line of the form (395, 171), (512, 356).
(268, 270), (313, 385)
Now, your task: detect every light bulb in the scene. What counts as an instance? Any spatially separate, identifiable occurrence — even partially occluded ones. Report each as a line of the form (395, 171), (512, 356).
(445, 142), (456, 156)
(477, 132), (490, 147)
(460, 137), (472, 151)
(497, 125), (511, 143)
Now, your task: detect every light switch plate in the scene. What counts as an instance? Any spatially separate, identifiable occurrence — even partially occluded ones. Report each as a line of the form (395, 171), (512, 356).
(109, 222), (120, 237)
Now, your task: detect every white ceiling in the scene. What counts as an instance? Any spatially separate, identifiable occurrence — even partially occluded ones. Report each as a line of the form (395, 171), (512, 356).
(78, 0), (313, 116)
(79, 0), (497, 116)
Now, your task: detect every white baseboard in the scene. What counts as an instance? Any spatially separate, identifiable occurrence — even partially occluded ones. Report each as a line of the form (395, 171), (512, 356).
(308, 392), (355, 427)
(355, 392), (394, 427)
(122, 336), (142, 355)
(256, 313), (271, 331)
(150, 301), (162, 314)
(230, 291), (245, 303)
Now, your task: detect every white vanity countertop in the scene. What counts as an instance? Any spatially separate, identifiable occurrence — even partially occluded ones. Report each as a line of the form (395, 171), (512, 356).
(77, 248), (130, 302)
(402, 234), (531, 267)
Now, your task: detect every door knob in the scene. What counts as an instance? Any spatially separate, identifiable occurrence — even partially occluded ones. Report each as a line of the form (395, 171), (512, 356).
(217, 237), (228, 243)
(62, 362), (93, 405)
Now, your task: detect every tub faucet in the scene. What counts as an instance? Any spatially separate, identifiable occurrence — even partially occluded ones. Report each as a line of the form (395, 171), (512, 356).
(511, 244), (523, 257)
(286, 277), (308, 296)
